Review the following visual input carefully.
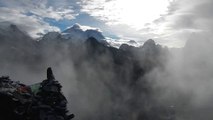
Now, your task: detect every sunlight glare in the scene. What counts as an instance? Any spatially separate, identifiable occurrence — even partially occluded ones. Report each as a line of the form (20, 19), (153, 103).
(103, 0), (170, 29)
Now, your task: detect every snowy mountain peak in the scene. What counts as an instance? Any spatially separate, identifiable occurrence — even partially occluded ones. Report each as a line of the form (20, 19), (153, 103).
(72, 23), (81, 29)
(60, 23), (105, 43)
(63, 23), (83, 33)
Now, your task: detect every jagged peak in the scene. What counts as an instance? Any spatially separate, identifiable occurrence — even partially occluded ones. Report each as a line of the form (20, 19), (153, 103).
(143, 39), (156, 46)
(119, 43), (130, 50)
(71, 23), (81, 29)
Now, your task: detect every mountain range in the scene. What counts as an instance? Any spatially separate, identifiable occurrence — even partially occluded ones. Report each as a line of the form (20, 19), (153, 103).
(0, 22), (173, 120)
(0, 21), (212, 120)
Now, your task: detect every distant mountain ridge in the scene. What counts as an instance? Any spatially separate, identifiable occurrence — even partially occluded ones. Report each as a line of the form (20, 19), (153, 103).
(39, 23), (105, 44)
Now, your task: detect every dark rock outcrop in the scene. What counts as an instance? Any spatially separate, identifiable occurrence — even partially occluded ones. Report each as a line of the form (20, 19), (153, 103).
(0, 68), (74, 120)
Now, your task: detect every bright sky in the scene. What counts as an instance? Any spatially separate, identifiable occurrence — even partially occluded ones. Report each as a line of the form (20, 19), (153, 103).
(0, 0), (212, 47)
(81, 0), (170, 29)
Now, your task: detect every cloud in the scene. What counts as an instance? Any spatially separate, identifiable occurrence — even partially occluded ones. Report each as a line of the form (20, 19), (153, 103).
(143, 0), (213, 47)
(0, 0), (78, 37)
(79, 0), (169, 28)
(1, 0), (213, 47)
(0, 0), (77, 20)
(148, 31), (213, 120)
(78, 0), (192, 47)
(0, 7), (60, 38)
(78, 0), (213, 47)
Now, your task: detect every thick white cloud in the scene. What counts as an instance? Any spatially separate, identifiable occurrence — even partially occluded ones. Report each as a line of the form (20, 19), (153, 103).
(0, 0), (77, 37)
(77, 0), (184, 47)
(141, 0), (213, 47)
(79, 0), (169, 28)
(0, 7), (60, 38)
(77, 0), (173, 46)
(0, 0), (77, 20)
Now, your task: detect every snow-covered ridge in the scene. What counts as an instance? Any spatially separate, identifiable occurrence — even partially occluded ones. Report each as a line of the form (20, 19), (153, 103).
(0, 22), (141, 48)
(60, 23), (105, 43)
(38, 23), (105, 44)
